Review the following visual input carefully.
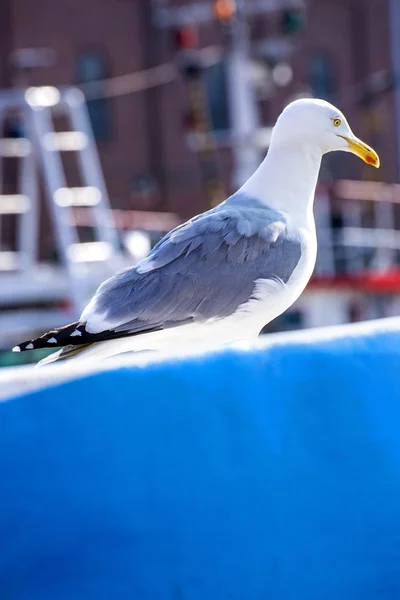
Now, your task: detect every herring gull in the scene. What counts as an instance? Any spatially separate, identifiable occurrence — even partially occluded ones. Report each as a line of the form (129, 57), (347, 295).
(13, 98), (379, 364)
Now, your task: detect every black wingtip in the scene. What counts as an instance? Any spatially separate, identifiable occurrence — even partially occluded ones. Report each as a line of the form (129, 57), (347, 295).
(13, 322), (82, 352)
(13, 340), (43, 352)
(12, 320), (163, 354)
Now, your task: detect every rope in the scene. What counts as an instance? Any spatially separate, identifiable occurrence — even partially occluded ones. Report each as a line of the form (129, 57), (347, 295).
(80, 46), (222, 100)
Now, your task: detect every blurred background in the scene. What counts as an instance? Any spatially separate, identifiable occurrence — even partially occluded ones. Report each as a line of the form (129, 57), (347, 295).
(0, 0), (399, 365)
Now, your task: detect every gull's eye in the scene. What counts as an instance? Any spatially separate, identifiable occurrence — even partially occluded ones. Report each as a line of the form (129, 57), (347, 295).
(333, 118), (342, 127)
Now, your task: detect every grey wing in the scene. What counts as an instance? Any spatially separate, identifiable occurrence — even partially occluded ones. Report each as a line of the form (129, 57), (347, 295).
(81, 198), (302, 334)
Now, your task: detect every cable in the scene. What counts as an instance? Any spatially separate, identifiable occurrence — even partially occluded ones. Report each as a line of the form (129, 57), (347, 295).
(80, 63), (177, 100)
(80, 46), (223, 100)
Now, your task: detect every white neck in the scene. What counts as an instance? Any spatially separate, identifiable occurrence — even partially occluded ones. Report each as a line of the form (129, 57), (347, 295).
(239, 140), (322, 225)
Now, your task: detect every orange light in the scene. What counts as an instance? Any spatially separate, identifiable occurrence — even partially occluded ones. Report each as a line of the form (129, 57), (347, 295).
(213, 0), (236, 22)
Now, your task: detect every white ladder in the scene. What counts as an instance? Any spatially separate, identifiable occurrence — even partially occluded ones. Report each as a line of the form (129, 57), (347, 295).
(0, 86), (125, 312)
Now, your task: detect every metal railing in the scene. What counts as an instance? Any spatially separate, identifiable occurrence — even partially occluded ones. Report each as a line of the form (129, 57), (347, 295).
(314, 181), (400, 282)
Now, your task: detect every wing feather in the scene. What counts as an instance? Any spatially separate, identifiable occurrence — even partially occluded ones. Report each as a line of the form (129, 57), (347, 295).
(15, 194), (303, 352)
(82, 196), (302, 332)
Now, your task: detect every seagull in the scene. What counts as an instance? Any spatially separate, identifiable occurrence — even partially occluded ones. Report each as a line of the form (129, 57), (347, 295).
(13, 98), (379, 365)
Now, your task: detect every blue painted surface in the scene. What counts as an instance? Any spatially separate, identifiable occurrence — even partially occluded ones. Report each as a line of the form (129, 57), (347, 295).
(1, 326), (400, 599)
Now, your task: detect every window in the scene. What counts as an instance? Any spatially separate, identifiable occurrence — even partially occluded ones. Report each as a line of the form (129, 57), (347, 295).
(308, 55), (335, 101)
(77, 51), (111, 141)
(205, 60), (230, 131)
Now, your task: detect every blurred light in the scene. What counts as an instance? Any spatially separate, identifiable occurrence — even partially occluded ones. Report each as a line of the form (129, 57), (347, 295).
(124, 231), (152, 262)
(42, 132), (88, 152)
(65, 87), (85, 107)
(54, 187), (101, 207)
(213, 0), (236, 23)
(67, 242), (113, 263)
(0, 195), (30, 214)
(0, 138), (31, 157)
(174, 26), (198, 50)
(0, 252), (20, 271)
(272, 62), (293, 87)
(25, 86), (60, 108)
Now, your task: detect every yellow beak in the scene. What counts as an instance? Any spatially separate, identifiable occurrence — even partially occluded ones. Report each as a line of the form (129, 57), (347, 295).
(338, 135), (380, 168)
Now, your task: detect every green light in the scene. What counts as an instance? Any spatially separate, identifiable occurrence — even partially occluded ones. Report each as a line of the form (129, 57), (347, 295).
(281, 9), (306, 35)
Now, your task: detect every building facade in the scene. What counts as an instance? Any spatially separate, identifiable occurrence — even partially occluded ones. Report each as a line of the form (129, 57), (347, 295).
(0, 0), (398, 218)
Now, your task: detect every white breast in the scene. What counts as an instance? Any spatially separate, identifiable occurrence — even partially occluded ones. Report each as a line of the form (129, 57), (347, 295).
(232, 222), (317, 335)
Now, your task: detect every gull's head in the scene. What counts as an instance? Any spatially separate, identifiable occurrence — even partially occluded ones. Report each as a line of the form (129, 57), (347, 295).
(271, 98), (380, 168)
